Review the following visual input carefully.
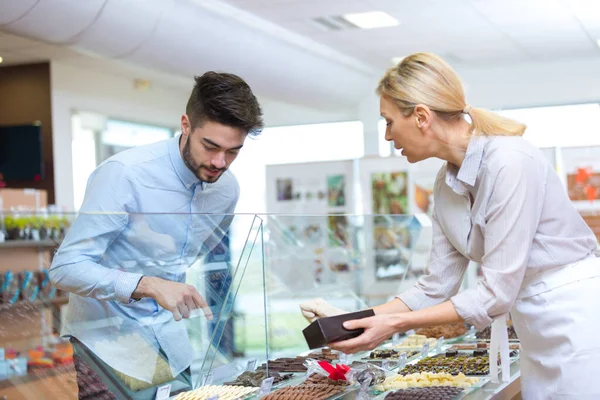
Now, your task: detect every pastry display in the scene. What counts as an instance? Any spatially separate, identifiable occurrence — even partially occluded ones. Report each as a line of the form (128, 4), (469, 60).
(475, 325), (518, 340)
(394, 334), (437, 350)
(224, 371), (293, 387)
(401, 355), (490, 376)
(257, 357), (309, 373)
(367, 349), (420, 360)
(384, 386), (465, 399)
(374, 372), (479, 391)
(172, 385), (257, 400)
(416, 324), (468, 339)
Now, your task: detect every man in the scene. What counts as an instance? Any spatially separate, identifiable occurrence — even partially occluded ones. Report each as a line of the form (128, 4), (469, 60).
(50, 72), (263, 399)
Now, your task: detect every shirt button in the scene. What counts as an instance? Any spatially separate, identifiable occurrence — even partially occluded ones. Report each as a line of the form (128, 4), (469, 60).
(193, 196), (198, 201)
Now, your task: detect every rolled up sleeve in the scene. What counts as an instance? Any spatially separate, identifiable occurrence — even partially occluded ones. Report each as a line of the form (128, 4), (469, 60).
(398, 210), (469, 311)
(451, 152), (545, 330)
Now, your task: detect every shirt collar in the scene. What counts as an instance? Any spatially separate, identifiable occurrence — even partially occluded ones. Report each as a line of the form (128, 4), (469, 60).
(446, 135), (486, 189)
(168, 135), (202, 190)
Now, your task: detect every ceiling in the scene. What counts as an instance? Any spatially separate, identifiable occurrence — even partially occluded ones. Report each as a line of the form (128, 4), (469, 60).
(0, 0), (599, 112)
(224, 0), (600, 67)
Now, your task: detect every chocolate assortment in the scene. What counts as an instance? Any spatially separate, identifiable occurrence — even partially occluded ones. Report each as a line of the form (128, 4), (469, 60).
(262, 373), (347, 400)
(401, 355), (490, 376)
(416, 324), (468, 339)
(475, 325), (518, 340)
(394, 334), (438, 350)
(307, 348), (339, 362)
(449, 343), (519, 351)
(367, 349), (420, 360)
(384, 386), (465, 400)
(173, 385), (258, 400)
(374, 372), (479, 391)
(224, 371), (293, 387)
(257, 357), (309, 373)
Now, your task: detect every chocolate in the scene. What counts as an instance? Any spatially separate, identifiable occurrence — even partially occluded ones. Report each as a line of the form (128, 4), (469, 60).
(305, 373), (348, 386)
(445, 350), (458, 357)
(375, 372), (479, 392)
(384, 386), (464, 400)
(262, 384), (345, 400)
(257, 357), (309, 373)
(401, 354), (491, 376)
(476, 325), (518, 340)
(302, 309), (375, 349)
(173, 385), (258, 400)
(224, 371), (293, 387)
(367, 349), (419, 360)
(415, 323), (468, 339)
(262, 374), (348, 400)
(473, 349), (488, 357)
(307, 348), (339, 362)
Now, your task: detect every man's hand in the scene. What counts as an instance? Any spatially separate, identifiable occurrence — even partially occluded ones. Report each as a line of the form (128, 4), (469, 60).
(299, 298), (347, 323)
(133, 276), (213, 321)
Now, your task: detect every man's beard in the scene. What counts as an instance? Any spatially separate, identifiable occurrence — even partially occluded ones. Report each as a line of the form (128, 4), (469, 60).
(182, 138), (225, 183)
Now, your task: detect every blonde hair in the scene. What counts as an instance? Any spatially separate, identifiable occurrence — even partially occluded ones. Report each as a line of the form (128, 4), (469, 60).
(376, 53), (526, 136)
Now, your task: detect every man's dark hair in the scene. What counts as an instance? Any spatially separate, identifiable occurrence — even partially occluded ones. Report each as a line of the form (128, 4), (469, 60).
(186, 71), (264, 136)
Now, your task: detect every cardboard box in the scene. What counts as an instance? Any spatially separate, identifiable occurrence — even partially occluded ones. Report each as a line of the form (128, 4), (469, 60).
(302, 309), (375, 350)
(0, 188), (47, 210)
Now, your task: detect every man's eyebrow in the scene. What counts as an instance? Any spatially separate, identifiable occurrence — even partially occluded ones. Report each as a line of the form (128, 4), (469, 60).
(203, 138), (243, 150)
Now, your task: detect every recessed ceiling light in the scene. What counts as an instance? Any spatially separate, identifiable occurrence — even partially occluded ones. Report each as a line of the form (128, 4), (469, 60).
(342, 11), (399, 30)
(0, 56), (3, 64)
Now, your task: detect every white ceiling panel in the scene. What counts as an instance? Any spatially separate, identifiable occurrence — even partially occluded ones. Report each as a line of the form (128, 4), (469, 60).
(249, 0), (374, 22)
(2, 0), (600, 112)
(4, 0), (104, 43)
(123, 0), (374, 109)
(0, 0), (37, 25)
(453, 38), (529, 65)
(470, 0), (577, 27)
(565, 0), (600, 40)
(72, 0), (167, 57)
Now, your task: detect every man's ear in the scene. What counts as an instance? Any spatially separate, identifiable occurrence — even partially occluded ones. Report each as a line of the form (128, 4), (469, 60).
(181, 114), (191, 137)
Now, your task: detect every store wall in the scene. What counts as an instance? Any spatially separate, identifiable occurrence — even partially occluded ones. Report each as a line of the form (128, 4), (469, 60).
(51, 62), (187, 210)
(50, 61), (357, 210)
(0, 62), (55, 203)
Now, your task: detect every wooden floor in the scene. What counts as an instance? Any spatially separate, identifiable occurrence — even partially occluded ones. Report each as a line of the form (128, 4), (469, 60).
(0, 366), (78, 399)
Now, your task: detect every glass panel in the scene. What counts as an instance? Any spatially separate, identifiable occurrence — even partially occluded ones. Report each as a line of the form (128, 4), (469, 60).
(0, 211), (266, 399)
(263, 214), (423, 358)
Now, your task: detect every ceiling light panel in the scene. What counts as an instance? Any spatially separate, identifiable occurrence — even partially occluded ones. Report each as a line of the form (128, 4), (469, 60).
(342, 11), (399, 29)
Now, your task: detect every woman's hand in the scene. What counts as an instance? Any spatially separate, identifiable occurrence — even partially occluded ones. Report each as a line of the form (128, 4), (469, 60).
(299, 298), (347, 323)
(329, 314), (407, 354)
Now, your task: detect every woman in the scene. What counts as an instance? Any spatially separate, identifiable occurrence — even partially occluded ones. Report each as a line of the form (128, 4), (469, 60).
(300, 53), (600, 399)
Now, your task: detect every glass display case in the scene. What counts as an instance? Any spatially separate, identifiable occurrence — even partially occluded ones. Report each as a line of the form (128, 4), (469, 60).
(0, 211), (268, 399)
(0, 211), (520, 399)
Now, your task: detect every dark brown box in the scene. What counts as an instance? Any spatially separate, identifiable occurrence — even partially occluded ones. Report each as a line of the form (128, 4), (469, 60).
(302, 309), (375, 350)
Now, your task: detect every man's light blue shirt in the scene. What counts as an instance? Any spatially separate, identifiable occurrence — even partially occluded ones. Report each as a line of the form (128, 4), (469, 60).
(50, 135), (239, 382)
